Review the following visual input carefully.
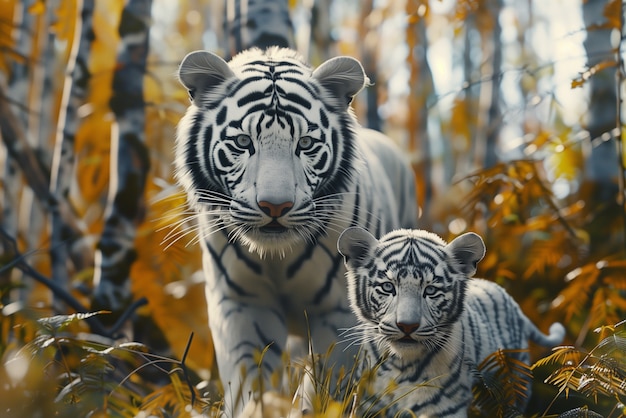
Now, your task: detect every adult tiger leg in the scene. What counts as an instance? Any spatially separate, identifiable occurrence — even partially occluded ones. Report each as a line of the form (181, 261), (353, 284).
(299, 308), (359, 411)
(202, 256), (288, 416)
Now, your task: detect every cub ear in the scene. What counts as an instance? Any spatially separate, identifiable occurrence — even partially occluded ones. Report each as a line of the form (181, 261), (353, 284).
(178, 50), (235, 104)
(312, 56), (367, 107)
(445, 232), (485, 276)
(337, 227), (378, 267)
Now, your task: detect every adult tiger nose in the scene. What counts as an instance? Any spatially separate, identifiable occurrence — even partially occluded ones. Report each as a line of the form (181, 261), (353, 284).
(396, 321), (420, 334)
(258, 200), (294, 218)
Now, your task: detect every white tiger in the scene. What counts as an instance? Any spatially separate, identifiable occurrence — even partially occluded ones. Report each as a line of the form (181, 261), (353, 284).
(174, 47), (418, 414)
(337, 227), (566, 417)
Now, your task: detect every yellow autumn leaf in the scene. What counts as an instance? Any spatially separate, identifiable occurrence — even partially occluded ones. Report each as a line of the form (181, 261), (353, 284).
(449, 96), (472, 151)
(130, 181), (211, 375)
(547, 142), (581, 181)
(571, 60), (617, 89)
(530, 130), (553, 150)
(50, 0), (77, 41)
(27, 0), (45, 15)
(603, 0), (621, 29)
(0, 1), (16, 75)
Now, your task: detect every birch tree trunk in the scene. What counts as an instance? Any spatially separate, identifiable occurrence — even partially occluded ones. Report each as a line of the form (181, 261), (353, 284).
(0, 1), (78, 311)
(7, 0), (36, 131)
(4, 0), (37, 296)
(92, 0), (152, 322)
(0, 82), (80, 245)
(482, 0), (502, 168)
(461, 15), (479, 177)
(20, 0), (54, 254)
(0, 1), (26, 297)
(580, 0), (620, 253)
(582, 0), (618, 199)
(406, 1), (434, 225)
(49, 0), (95, 313)
(359, 0), (381, 131)
(309, 0), (332, 60)
(223, 0), (294, 58)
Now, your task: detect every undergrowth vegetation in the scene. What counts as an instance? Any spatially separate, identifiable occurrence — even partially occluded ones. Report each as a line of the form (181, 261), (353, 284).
(0, 308), (624, 416)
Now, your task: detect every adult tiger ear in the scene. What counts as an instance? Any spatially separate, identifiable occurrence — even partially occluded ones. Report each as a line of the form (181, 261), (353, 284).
(178, 50), (235, 104)
(312, 56), (367, 107)
(337, 227), (378, 267)
(445, 232), (486, 277)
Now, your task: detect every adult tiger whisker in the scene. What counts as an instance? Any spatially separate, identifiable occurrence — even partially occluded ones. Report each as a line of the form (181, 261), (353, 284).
(317, 202), (384, 225)
(155, 219), (199, 241)
(161, 217), (231, 251)
(194, 189), (233, 201)
(159, 212), (220, 240)
(160, 224), (198, 251)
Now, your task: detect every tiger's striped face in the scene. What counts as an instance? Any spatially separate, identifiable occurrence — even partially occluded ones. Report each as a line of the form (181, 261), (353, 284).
(338, 227), (485, 359)
(175, 47), (367, 255)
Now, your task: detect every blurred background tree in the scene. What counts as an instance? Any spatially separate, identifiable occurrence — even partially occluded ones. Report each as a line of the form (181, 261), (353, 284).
(0, 0), (624, 416)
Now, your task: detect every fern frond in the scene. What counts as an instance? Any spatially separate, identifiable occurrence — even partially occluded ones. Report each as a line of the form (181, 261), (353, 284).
(36, 311), (110, 335)
(472, 349), (531, 416)
(544, 363), (582, 397)
(558, 264), (599, 324)
(594, 332), (626, 355)
(523, 232), (570, 279)
(538, 321), (626, 415)
(557, 406), (605, 417)
(532, 346), (583, 369)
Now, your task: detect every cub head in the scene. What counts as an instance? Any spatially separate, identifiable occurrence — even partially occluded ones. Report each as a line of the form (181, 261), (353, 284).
(337, 227), (485, 359)
(175, 47), (368, 256)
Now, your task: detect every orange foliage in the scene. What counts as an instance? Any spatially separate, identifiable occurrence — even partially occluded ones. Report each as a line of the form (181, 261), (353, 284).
(130, 184), (211, 375)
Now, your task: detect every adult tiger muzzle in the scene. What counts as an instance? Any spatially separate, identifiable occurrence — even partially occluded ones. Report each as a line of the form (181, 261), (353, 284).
(252, 144), (300, 226)
(258, 199), (293, 233)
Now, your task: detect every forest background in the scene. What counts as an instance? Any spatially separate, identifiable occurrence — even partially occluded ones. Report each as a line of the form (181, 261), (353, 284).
(0, 0), (625, 417)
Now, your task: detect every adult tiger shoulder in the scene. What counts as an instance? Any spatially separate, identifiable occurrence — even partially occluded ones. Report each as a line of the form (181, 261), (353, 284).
(173, 47), (419, 414)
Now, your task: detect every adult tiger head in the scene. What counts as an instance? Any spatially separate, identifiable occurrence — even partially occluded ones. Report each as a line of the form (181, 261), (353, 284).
(175, 47), (367, 256)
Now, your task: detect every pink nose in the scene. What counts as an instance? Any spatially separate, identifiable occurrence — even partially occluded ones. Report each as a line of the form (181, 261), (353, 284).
(258, 201), (294, 218)
(397, 322), (419, 334)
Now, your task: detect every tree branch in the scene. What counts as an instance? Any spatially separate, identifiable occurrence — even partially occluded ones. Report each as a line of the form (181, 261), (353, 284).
(92, 0), (152, 318)
(0, 226), (147, 339)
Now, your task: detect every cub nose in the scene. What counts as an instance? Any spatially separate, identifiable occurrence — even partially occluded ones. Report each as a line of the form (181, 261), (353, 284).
(258, 200), (294, 218)
(396, 322), (419, 334)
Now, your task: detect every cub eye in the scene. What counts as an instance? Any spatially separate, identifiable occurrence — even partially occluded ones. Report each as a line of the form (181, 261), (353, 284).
(423, 285), (438, 297)
(380, 282), (395, 294)
(234, 134), (252, 149)
(297, 136), (314, 151)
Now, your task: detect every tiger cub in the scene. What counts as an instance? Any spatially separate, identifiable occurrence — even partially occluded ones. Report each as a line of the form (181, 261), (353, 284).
(337, 227), (566, 417)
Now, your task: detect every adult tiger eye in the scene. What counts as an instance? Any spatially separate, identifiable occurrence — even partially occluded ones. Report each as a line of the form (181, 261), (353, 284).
(298, 136), (314, 150)
(424, 285), (437, 297)
(235, 134), (252, 148)
(381, 282), (395, 293)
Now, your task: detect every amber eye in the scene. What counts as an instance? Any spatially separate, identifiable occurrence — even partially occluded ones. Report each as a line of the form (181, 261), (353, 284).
(234, 134), (252, 149)
(298, 136), (314, 150)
